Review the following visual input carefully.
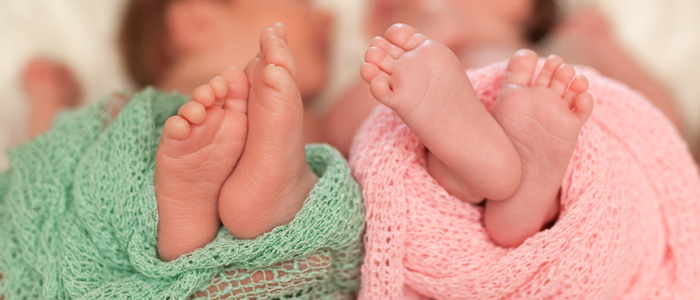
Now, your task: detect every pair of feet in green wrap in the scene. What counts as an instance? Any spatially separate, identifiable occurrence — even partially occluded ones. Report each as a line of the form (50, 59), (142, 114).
(155, 24), (319, 262)
(156, 23), (593, 261)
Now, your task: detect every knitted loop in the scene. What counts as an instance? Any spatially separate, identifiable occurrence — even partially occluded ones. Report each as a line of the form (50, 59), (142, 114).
(351, 61), (700, 299)
(0, 88), (365, 299)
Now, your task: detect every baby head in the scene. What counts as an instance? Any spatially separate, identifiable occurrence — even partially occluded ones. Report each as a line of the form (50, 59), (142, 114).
(367, 0), (557, 50)
(120, 0), (333, 99)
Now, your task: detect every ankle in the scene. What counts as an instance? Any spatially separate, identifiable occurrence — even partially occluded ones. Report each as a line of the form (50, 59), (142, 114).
(222, 165), (318, 240)
(275, 166), (319, 223)
(157, 201), (220, 261)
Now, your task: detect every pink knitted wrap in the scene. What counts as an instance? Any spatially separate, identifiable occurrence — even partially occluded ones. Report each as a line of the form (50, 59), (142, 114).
(349, 61), (700, 299)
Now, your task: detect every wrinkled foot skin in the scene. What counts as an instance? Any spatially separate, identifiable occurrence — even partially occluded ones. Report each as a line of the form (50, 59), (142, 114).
(485, 50), (594, 247)
(218, 23), (319, 239)
(155, 67), (249, 261)
(360, 23), (522, 203)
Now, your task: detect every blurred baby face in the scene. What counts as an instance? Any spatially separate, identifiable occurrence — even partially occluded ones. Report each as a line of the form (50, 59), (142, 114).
(215, 0), (333, 99)
(369, 0), (533, 49)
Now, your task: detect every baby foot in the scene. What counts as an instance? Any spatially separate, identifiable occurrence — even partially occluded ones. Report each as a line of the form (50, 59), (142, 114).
(360, 23), (521, 202)
(155, 67), (249, 261)
(23, 58), (81, 138)
(219, 23), (319, 239)
(485, 50), (594, 247)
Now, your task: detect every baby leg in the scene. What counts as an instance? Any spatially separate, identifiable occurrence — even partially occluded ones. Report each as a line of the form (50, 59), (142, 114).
(361, 23), (521, 202)
(218, 24), (319, 239)
(155, 67), (249, 261)
(486, 50), (594, 247)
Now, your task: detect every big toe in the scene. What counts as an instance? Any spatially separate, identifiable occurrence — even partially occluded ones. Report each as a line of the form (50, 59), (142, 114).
(504, 49), (539, 87)
(248, 26), (305, 144)
(264, 39), (298, 81)
(219, 30), (313, 238)
(260, 24), (297, 79)
(249, 56), (299, 115)
(254, 25), (301, 113)
(384, 23), (429, 52)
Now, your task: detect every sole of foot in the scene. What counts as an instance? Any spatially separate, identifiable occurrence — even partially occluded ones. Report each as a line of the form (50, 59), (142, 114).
(219, 23), (319, 240)
(360, 23), (522, 203)
(485, 49), (594, 247)
(155, 67), (249, 261)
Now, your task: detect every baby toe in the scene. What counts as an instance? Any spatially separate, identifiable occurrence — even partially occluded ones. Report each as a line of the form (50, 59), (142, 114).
(370, 36), (405, 59)
(535, 55), (565, 87)
(385, 23), (428, 51)
(360, 62), (390, 84)
(265, 44), (298, 80)
(178, 101), (207, 125)
(550, 63), (576, 95)
(262, 34), (292, 54)
(220, 67), (249, 101)
(504, 49), (538, 87)
(365, 46), (395, 74)
(369, 77), (392, 104)
(563, 74), (589, 106)
(208, 76), (229, 99)
(573, 93), (594, 123)
(162, 116), (191, 140)
(192, 84), (217, 107)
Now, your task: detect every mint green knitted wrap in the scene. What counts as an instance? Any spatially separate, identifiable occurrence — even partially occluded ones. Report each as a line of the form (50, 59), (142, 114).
(0, 89), (365, 299)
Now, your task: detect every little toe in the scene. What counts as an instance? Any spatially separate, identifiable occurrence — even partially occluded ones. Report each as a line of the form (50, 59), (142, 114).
(573, 93), (594, 123)
(360, 62), (391, 84)
(369, 77), (392, 104)
(384, 23), (429, 51)
(370, 36), (405, 59)
(192, 84), (217, 107)
(534, 54), (565, 87)
(550, 63), (576, 96)
(162, 115), (191, 140)
(265, 44), (298, 80)
(563, 74), (589, 106)
(178, 101), (207, 125)
(365, 46), (395, 74)
(504, 49), (539, 87)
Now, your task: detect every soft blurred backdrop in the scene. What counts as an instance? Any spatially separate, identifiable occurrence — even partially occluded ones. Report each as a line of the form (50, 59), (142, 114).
(1, 0), (699, 170)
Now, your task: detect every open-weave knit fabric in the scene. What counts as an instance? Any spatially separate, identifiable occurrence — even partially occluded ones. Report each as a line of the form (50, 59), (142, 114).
(350, 61), (700, 299)
(0, 88), (365, 299)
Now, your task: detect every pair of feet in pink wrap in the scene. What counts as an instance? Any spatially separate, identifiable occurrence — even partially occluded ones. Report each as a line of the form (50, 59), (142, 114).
(155, 23), (593, 261)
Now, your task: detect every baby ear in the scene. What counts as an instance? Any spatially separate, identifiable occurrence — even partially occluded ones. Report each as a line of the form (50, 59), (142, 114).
(166, 0), (220, 54)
